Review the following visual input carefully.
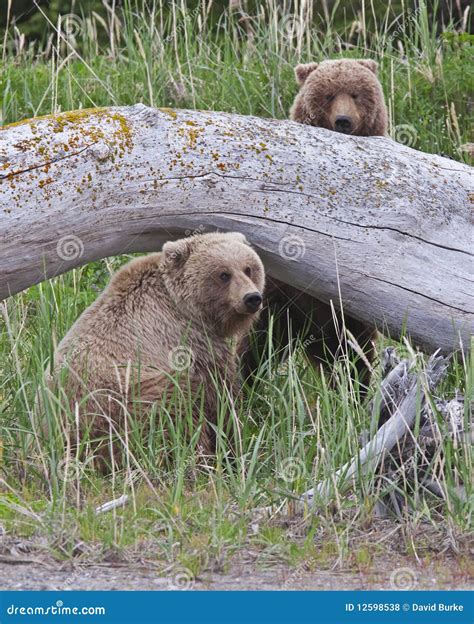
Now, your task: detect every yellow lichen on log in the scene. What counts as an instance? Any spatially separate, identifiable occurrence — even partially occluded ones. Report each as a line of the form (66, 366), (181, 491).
(2, 108), (133, 156)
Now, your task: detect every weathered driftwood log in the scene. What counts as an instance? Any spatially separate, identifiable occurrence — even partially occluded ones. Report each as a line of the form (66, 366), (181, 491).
(0, 105), (472, 352)
(299, 348), (470, 511)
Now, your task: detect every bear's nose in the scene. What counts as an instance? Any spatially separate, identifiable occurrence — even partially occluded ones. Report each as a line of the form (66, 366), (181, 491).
(243, 292), (263, 312)
(334, 115), (353, 134)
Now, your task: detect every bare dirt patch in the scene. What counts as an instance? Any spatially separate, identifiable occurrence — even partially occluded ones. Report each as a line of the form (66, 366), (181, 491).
(1, 552), (472, 591)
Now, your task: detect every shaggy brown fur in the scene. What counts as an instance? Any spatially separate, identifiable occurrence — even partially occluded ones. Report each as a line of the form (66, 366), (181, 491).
(49, 232), (265, 464)
(242, 59), (387, 390)
(290, 59), (388, 136)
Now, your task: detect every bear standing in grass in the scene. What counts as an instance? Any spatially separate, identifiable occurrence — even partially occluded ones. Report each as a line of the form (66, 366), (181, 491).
(50, 232), (265, 462)
(243, 59), (387, 391)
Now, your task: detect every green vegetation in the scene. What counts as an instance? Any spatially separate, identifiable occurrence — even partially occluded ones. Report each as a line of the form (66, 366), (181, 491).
(1, 1), (473, 158)
(0, 1), (472, 583)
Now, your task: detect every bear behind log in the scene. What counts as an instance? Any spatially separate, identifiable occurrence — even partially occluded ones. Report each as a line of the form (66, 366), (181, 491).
(242, 59), (388, 392)
(290, 58), (388, 136)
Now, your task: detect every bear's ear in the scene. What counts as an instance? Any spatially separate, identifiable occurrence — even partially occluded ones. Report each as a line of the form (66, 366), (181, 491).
(226, 232), (249, 245)
(357, 59), (378, 75)
(294, 62), (319, 86)
(162, 238), (192, 267)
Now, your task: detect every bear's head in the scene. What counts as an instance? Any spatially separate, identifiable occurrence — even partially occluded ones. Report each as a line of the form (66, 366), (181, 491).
(290, 59), (388, 137)
(161, 232), (265, 338)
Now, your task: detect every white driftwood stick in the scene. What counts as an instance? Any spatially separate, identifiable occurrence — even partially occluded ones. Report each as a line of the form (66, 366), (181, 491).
(301, 383), (419, 503)
(300, 354), (449, 504)
(95, 494), (129, 515)
(1, 105), (472, 353)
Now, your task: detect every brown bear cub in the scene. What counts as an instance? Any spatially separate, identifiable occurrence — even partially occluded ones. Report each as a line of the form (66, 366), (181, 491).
(290, 59), (388, 136)
(49, 232), (265, 464)
(243, 59), (387, 391)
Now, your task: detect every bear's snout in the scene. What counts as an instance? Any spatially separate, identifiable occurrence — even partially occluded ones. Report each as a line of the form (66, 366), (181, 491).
(334, 115), (353, 134)
(243, 291), (263, 313)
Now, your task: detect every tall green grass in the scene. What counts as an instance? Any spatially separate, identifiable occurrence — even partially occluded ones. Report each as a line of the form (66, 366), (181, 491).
(0, 0), (472, 572)
(1, 268), (471, 568)
(1, 1), (472, 158)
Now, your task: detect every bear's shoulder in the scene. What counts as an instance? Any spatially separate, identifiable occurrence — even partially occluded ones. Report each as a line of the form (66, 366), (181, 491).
(107, 253), (163, 298)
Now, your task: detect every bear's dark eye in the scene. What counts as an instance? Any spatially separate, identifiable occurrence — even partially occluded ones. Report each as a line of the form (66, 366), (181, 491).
(326, 95), (334, 102)
(351, 93), (358, 99)
(220, 272), (231, 283)
(244, 267), (252, 277)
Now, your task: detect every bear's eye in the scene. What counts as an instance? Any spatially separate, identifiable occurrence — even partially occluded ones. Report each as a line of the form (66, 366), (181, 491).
(244, 267), (252, 277)
(351, 93), (358, 99)
(326, 95), (334, 102)
(220, 271), (232, 283)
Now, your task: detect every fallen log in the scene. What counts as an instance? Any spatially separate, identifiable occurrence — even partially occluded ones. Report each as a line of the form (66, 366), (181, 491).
(297, 348), (470, 515)
(299, 350), (451, 504)
(0, 105), (472, 352)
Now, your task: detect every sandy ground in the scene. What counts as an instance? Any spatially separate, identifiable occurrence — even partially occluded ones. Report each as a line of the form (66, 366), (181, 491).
(1, 555), (472, 591)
